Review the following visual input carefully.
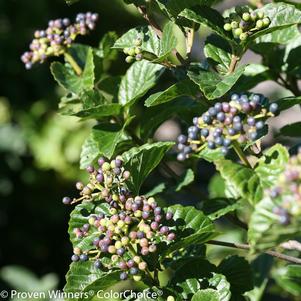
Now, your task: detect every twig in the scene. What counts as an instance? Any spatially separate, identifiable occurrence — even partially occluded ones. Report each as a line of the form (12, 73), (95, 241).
(232, 141), (252, 168)
(207, 240), (301, 265)
(228, 55), (239, 74)
(64, 52), (82, 76)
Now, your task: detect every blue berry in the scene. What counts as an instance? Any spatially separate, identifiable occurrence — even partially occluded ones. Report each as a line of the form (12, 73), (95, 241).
(177, 135), (187, 144)
(214, 102), (222, 111)
(221, 147), (229, 155)
(71, 254), (79, 262)
(202, 114), (212, 124)
(177, 153), (186, 161)
(80, 254), (88, 262)
(250, 131), (258, 141)
(208, 107), (217, 116)
(94, 260), (102, 269)
(117, 248), (125, 256)
(233, 116), (241, 123)
(62, 197), (72, 205)
(201, 128), (209, 137)
(130, 267), (139, 275)
(208, 141), (216, 149)
(228, 128), (237, 136)
(217, 112), (225, 122)
(120, 272), (128, 280)
(247, 117), (255, 126)
(223, 138), (231, 147)
(215, 137), (224, 146)
(251, 94), (261, 104)
(233, 122), (243, 131)
(183, 146), (192, 154)
(269, 103), (278, 114)
(255, 121), (264, 130)
(231, 94), (239, 102)
(240, 94), (249, 103)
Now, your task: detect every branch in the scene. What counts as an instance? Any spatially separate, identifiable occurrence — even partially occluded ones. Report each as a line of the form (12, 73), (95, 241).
(207, 240), (301, 265)
(136, 5), (186, 65)
(228, 55), (239, 74)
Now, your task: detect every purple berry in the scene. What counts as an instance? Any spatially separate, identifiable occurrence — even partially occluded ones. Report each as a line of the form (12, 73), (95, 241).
(62, 197), (72, 205)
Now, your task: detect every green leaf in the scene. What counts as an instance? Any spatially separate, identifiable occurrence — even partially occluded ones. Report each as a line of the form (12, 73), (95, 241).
(175, 169), (195, 192)
(92, 121), (131, 159)
(204, 35), (232, 74)
(155, 0), (216, 19)
(209, 273), (231, 301)
(279, 122), (301, 137)
(80, 134), (100, 169)
(274, 0), (301, 10)
(255, 144), (289, 189)
(159, 21), (177, 59)
(97, 31), (119, 60)
(140, 98), (207, 138)
(114, 26), (160, 56)
(250, 3), (301, 44)
(170, 257), (217, 298)
(161, 205), (216, 258)
(194, 147), (224, 162)
(59, 90), (122, 119)
(202, 198), (241, 221)
(192, 290), (220, 301)
(144, 79), (199, 107)
(218, 255), (254, 295)
(51, 47), (95, 95)
(274, 265), (301, 296)
(68, 202), (110, 252)
(188, 65), (246, 100)
(248, 196), (301, 251)
(208, 173), (226, 199)
(245, 255), (273, 301)
(145, 183), (166, 197)
(114, 24), (176, 60)
(65, 0), (79, 4)
(179, 6), (231, 42)
(64, 261), (120, 301)
(276, 96), (301, 111)
(118, 60), (165, 106)
(122, 142), (174, 194)
(234, 64), (270, 92)
(216, 159), (263, 205)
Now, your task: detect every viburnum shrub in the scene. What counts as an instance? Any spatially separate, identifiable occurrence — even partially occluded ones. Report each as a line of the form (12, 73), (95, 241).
(22, 0), (301, 300)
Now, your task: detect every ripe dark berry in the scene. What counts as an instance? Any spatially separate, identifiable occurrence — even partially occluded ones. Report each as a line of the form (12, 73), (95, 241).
(86, 165), (94, 173)
(94, 260), (102, 269)
(256, 121), (264, 130)
(130, 267), (138, 275)
(62, 197), (72, 205)
(269, 103), (278, 114)
(166, 212), (173, 220)
(71, 254), (79, 262)
(208, 141), (216, 149)
(79, 254), (88, 262)
(120, 272), (128, 280)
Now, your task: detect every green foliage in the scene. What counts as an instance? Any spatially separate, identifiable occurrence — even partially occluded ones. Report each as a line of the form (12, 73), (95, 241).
(24, 1), (301, 300)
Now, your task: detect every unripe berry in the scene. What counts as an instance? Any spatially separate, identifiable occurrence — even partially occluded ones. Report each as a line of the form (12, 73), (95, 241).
(125, 56), (134, 63)
(73, 247), (81, 255)
(224, 23), (232, 31)
(133, 275), (142, 282)
(134, 38), (142, 46)
(257, 11), (264, 19)
(167, 296), (175, 301)
(138, 261), (147, 270)
(123, 170), (131, 179)
(128, 48), (136, 56)
(76, 182), (84, 190)
(263, 17), (270, 26)
(240, 33), (248, 41)
(256, 20), (264, 29)
(231, 21), (238, 29)
(242, 13), (250, 21)
(108, 245), (116, 254)
(234, 28), (243, 37)
(141, 247), (149, 255)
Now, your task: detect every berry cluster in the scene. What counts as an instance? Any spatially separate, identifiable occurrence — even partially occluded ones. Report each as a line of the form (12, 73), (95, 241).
(62, 156), (131, 206)
(268, 150), (301, 225)
(223, 9), (270, 41)
(21, 12), (98, 69)
(63, 157), (176, 281)
(123, 38), (143, 63)
(176, 93), (278, 161)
